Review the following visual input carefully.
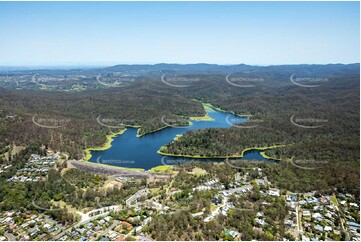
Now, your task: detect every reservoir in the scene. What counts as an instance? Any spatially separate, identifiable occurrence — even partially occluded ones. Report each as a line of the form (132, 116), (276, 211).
(89, 104), (276, 170)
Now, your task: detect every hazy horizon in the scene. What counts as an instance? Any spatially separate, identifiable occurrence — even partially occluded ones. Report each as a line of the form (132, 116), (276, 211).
(0, 62), (360, 71)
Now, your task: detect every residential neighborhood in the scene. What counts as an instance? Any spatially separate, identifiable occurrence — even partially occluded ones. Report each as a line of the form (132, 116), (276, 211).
(0, 153), (359, 241)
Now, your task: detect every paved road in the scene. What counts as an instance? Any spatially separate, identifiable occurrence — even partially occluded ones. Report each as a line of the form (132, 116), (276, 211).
(99, 220), (120, 237)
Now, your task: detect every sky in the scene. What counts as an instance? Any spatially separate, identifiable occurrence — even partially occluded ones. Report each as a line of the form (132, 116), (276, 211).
(0, 1), (359, 66)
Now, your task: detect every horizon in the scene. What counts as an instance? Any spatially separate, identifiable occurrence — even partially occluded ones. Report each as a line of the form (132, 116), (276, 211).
(0, 1), (359, 66)
(0, 62), (360, 69)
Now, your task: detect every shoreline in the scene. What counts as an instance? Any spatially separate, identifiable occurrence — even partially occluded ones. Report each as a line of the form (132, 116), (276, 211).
(82, 100), (266, 170)
(136, 101), (218, 137)
(83, 129), (127, 161)
(259, 151), (283, 161)
(83, 129), (145, 171)
(157, 144), (287, 160)
(193, 99), (252, 118)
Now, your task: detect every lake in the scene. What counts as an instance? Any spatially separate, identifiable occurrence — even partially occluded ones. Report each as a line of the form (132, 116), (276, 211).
(89, 104), (275, 170)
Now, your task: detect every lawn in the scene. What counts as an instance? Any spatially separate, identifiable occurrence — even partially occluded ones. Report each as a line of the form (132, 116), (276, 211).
(150, 165), (173, 174)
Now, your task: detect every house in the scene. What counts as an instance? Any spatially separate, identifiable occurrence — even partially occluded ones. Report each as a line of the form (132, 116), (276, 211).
(135, 226), (143, 233)
(306, 197), (318, 204)
(325, 212), (334, 219)
(269, 190), (280, 197)
(313, 206), (323, 211)
(59, 235), (68, 241)
(107, 231), (120, 240)
(70, 231), (80, 238)
(204, 215), (214, 222)
(191, 212), (204, 218)
(76, 228), (85, 234)
(303, 222), (311, 228)
(38, 234), (47, 240)
(3, 217), (13, 224)
(347, 221), (360, 230)
(99, 219), (106, 225)
(349, 203), (359, 208)
(312, 213), (323, 220)
(85, 222), (94, 229)
(121, 221), (132, 229)
(314, 225), (324, 232)
(327, 205), (336, 211)
(284, 220), (293, 227)
(49, 227), (58, 233)
(211, 199), (219, 205)
(20, 222), (30, 229)
(302, 235), (310, 241)
(256, 218), (265, 226)
(302, 210), (311, 217)
(9, 224), (16, 230)
(226, 230), (239, 239)
(320, 196), (329, 204)
(86, 231), (93, 237)
(29, 228), (40, 237)
(142, 217), (152, 226)
(324, 226), (332, 232)
(94, 225), (102, 231)
(255, 179), (266, 186)
(43, 223), (52, 230)
(340, 200), (347, 206)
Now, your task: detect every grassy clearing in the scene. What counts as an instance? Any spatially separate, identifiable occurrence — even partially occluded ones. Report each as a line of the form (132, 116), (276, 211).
(151, 188), (161, 196)
(330, 195), (339, 206)
(191, 167), (207, 175)
(150, 165), (173, 174)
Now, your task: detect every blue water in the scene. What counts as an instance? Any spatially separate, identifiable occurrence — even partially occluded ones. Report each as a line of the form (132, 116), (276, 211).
(89, 104), (275, 170)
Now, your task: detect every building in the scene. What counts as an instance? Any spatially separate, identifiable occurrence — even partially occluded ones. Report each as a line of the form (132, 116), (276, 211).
(126, 189), (149, 207)
(268, 189), (280, 197)
(302, 210), (311, 217)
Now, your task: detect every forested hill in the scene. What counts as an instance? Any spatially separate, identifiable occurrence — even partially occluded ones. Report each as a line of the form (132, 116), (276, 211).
(0, 63), (359, 195)
(1, 63), (359, 75)
(103, 63), (360, 75)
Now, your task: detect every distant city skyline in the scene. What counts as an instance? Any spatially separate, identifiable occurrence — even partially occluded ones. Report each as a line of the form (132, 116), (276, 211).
(0, 1), (359, 66)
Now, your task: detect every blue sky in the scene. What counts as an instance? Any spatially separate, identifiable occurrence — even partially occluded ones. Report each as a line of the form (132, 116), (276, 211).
(0, 1), (359, 66)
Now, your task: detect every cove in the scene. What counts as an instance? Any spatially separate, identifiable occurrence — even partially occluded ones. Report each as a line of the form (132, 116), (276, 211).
(88, 104), (277, 170)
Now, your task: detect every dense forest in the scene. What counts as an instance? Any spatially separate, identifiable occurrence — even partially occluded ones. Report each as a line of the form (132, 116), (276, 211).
(0, 63), (359, 196)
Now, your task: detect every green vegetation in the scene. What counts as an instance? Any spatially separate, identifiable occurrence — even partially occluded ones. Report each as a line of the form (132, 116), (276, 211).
(0, 144), (147, 225)
(83, 129), (127, 161)
(150, 165), (173, 174)
(0, 63), (359, 200)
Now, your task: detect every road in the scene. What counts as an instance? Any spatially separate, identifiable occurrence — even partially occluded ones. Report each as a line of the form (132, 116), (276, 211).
(99, 220), (120, 237)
